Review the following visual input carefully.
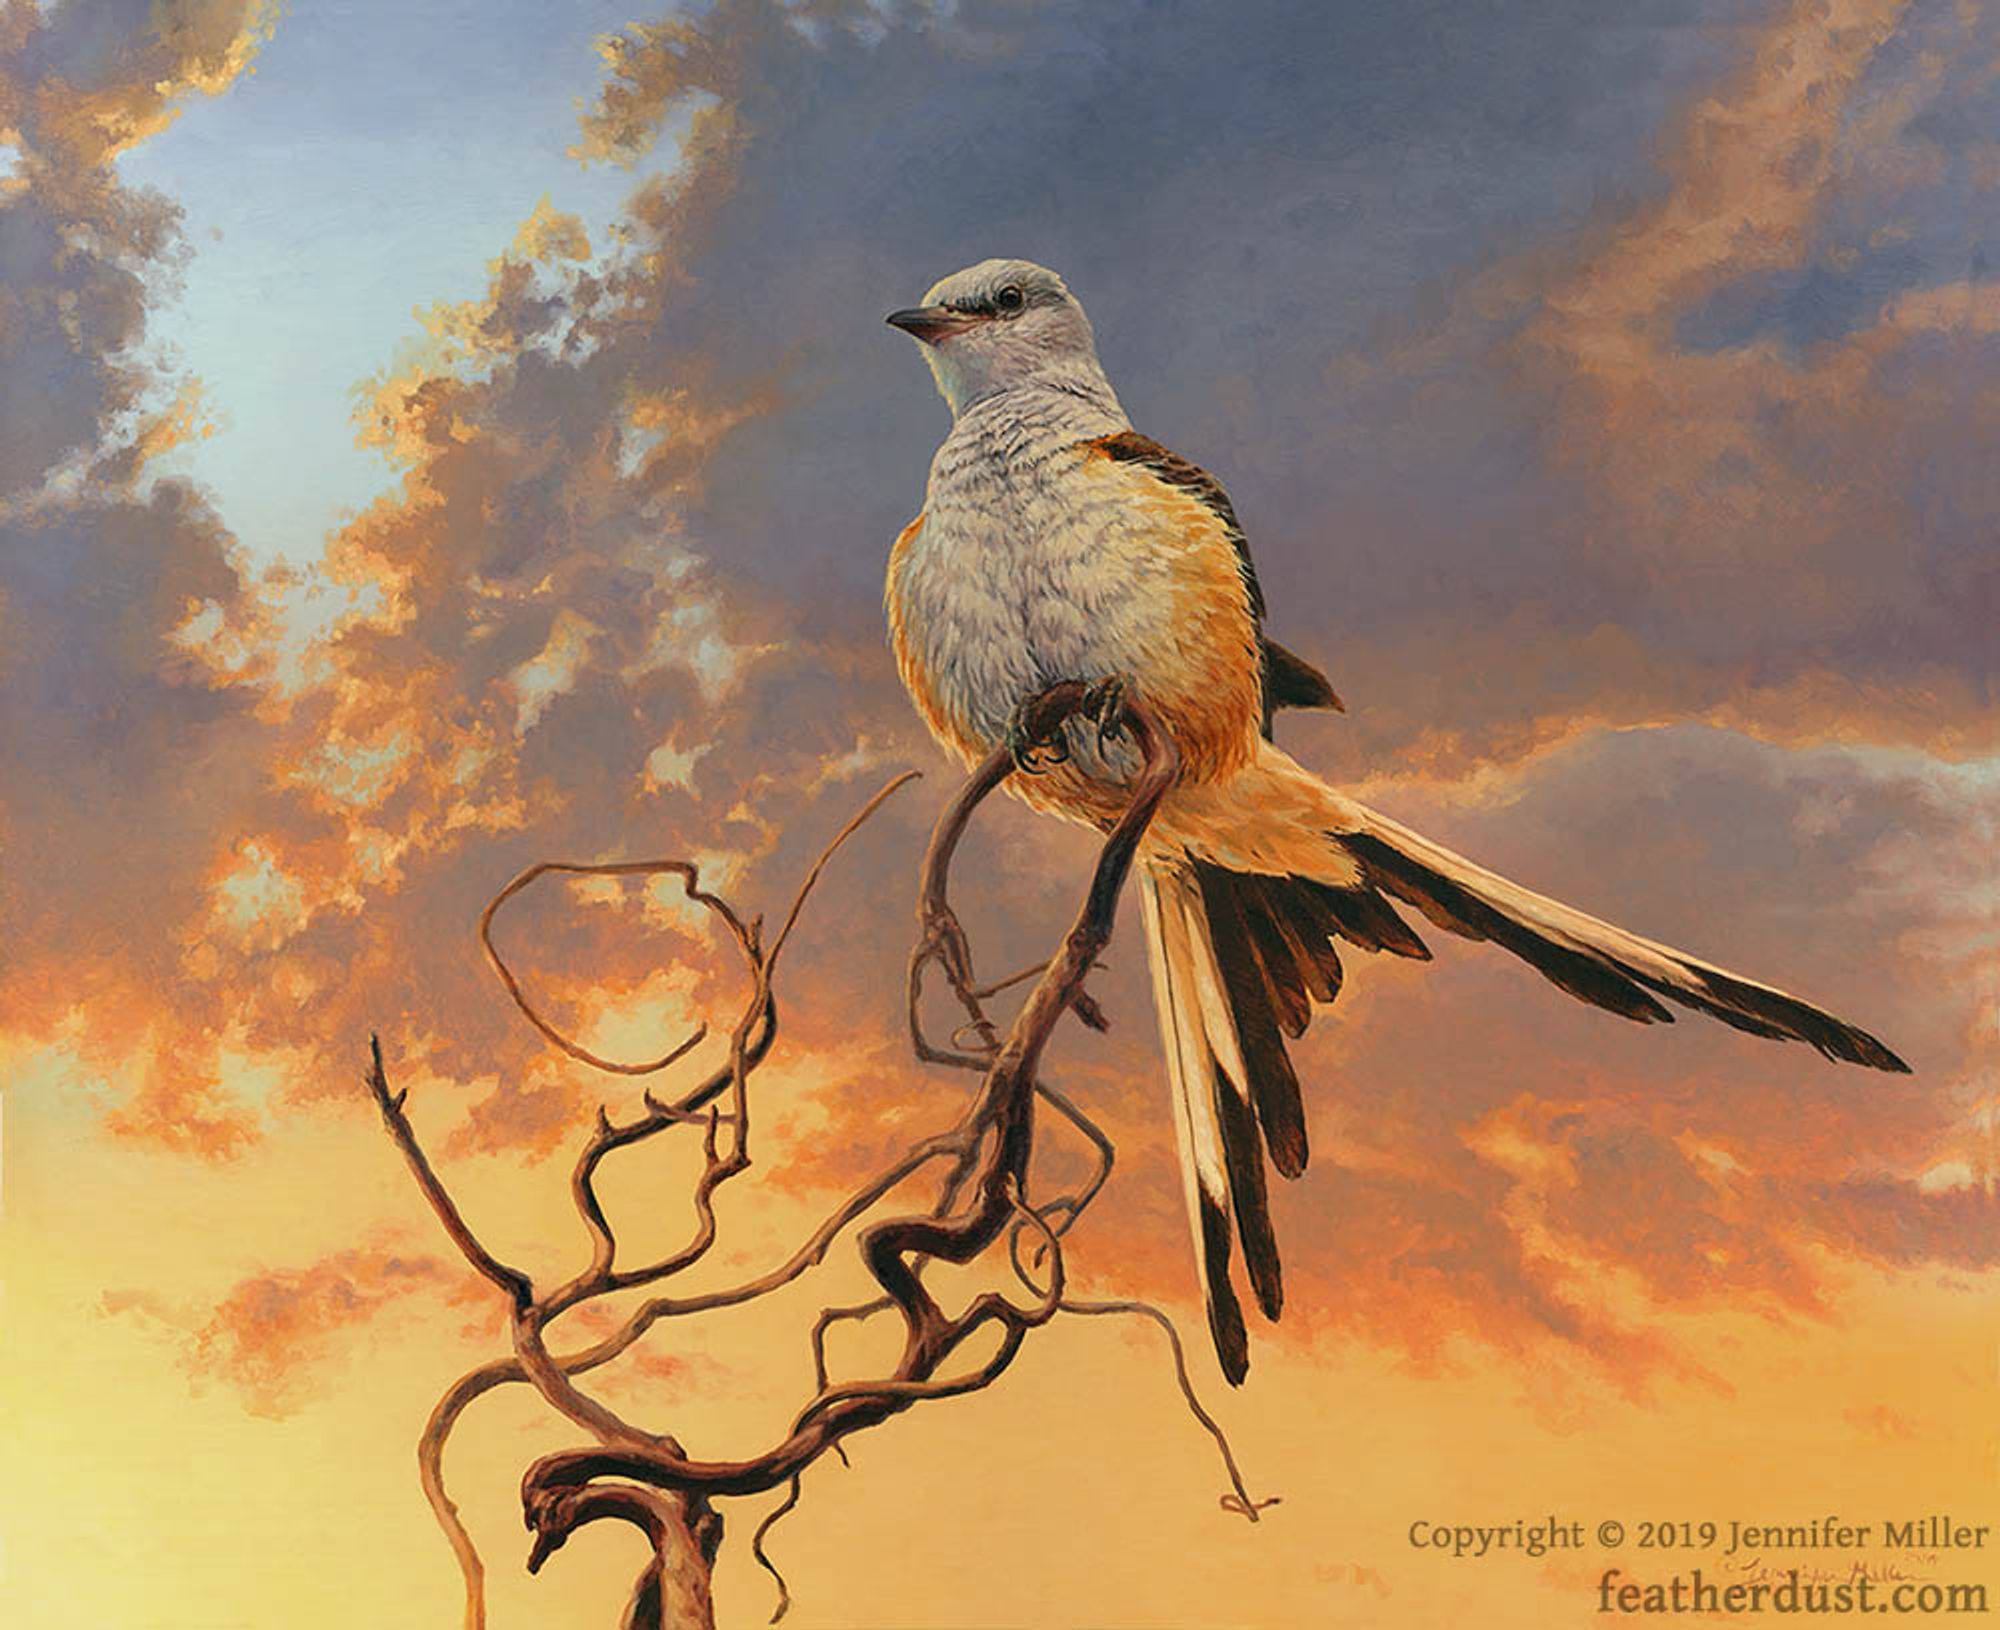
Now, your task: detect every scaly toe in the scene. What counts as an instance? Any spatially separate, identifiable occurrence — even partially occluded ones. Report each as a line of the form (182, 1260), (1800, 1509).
(1084, 676), (1130, 752)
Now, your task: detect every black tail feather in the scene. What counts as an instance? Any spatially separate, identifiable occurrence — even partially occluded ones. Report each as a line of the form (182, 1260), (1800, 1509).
(1195, 865), (1310, 1179)
(1344, 832), (1911, 1072)
(1230, 879), (1315, 1038)
(1247, 874), (1344, 1006)
(1196, 1182), (1249, 1385)
(1157, 814), (1906, 1391)
(1305, 877), (1432, 960)
(1214, 1056), (1284, 1320)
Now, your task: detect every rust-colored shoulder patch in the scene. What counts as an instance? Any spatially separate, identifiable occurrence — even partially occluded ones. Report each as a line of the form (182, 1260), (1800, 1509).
(885, 510), (924, 645)
(1081, 432), (1343, 734)
(1081, 431), (1260, 617)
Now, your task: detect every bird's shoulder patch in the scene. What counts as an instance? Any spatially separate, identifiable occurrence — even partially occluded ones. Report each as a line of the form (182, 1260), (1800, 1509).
(1080, 431), (1342, 732)
(888, 508), (924, 564)
(1080, 431), (1261, 618)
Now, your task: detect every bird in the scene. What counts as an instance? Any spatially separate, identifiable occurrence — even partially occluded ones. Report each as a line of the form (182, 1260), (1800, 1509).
(882, 257), (1908, 1385)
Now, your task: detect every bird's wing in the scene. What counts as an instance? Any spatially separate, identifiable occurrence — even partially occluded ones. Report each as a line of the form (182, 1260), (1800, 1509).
(1080, 431), (1342, 733)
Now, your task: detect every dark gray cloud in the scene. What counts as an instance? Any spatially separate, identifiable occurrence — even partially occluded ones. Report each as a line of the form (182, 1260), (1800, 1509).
(1, 0), (285, 1151)
(629, 0), (1774, 621)
(574, 0), (1992, 777)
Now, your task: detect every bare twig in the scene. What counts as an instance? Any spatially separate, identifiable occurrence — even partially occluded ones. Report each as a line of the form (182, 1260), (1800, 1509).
(365, 1036), (533, 1311)
(367, 694), (1261, 1630)
(1060, 1298), (1278, 1522)
(479, 858), (731, 1075)
(749, 1478), (803, 1624)
(417, 1357), (519, 1630)
(767, 771), (922, 968)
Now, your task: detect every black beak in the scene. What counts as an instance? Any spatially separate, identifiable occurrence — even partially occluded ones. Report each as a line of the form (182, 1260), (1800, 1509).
(886, 304), (980, 345)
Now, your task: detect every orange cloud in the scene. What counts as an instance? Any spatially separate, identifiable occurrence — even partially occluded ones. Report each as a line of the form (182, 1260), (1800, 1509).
(184, 1248), (454, 1418)
(1307, 0), (1996, 783)
(5, 0), (1989, 1417)
(103, 1246), (457, 1419)
(1, 0), (277, 170)
(1538, 0), (1911, 360)
(1844, 1402), (1919, 1441)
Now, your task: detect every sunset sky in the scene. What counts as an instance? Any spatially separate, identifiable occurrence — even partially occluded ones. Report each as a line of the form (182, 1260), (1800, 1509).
(2, 1), (1995, 1625)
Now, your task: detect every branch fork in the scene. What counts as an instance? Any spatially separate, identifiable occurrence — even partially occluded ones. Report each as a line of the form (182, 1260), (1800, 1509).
(364, 688), (1273, 1630)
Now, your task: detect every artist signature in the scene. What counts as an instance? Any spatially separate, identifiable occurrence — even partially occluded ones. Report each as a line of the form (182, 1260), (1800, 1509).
(1725, 1554), (1940, 1588)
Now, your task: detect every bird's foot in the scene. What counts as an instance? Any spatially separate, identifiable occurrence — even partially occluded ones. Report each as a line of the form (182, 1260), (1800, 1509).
(1004, 677), (1133, 775)
(1005, 680), (1085, 775)
(1080, 675), (1130, 753)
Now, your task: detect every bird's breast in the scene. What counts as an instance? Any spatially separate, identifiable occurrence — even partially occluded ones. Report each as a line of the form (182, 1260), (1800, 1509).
(887, 411), (1261, 813)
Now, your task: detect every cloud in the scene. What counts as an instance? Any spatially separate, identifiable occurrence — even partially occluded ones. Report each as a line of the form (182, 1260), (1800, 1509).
(107, 1246), (455, 1419)
(0, 3), (295, 1153)
(1844, 1402), (1920, 1441)
(1318, 0), (1997, 774)
(1272, 730), (1991, 1379)
(2, 0), (915, 1159)
(515, 0), (1998, 791)
(7, 0), (1993, 1397)
(0, 0), (278, 169)
(0, 0), (277, 486)
(184, 1248), (454, 1418)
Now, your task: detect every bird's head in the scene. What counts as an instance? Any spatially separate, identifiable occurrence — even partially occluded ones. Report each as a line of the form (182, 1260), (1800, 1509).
(887, 258), (1110, 417)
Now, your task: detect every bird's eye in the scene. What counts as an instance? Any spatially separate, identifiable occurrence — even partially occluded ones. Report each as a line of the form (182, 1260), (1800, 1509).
(993, 284), (1025, 314)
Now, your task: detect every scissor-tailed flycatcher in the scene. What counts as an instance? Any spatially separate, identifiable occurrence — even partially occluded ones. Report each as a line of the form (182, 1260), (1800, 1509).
(884, 258), (1907, 1384)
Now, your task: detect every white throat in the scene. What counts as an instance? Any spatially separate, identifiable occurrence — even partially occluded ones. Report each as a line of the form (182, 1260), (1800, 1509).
(927, 346), (1126, 422)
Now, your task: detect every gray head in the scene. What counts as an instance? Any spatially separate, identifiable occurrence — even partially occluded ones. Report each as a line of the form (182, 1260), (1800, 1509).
(887, 258), (1117, 418)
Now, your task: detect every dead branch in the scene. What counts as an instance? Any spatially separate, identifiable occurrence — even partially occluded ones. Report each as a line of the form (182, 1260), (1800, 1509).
(366, 1036), (533, 1312)
(479, 858), (727, 1076)
(524, 1479), (720, 1630)
(367, 687), (1272, 1629)
(372, 776), (914, 1627)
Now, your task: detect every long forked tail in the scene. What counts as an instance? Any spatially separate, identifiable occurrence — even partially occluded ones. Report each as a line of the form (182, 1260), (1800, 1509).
(1140, 748), (1909, 1384)
(1333, 796), (1910, 1073)
(1139, 859), (1315, 1385)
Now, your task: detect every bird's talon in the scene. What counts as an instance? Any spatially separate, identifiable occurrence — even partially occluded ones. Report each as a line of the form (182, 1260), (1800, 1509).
(1005, 694), (1074, 776)
(1083, 676), (1130, 752)
(1004, 716), (1040, 776)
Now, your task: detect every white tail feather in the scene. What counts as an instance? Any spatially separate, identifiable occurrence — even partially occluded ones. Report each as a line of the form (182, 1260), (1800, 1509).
(1140, 868), (1226, 1195)
(1138, 863), (1250, 1381)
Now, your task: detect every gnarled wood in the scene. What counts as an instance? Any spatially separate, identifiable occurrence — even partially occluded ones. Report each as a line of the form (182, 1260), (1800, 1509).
(365, 691), (1271, 1628)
